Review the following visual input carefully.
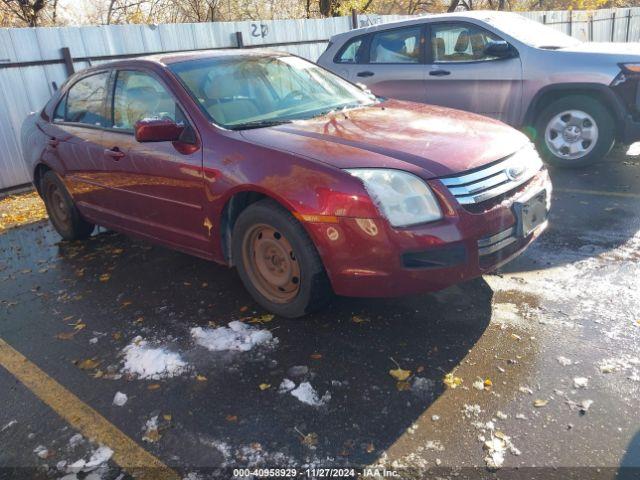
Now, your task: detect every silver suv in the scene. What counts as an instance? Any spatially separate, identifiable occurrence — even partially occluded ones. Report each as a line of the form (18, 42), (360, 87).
(318, 11), (640, 168)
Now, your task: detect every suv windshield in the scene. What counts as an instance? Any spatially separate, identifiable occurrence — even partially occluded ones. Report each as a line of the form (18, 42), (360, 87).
(487, 13), (582, 49)
(169, 54), (376, 130)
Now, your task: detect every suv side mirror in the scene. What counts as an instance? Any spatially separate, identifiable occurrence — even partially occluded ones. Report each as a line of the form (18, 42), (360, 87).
(134, 118), (184, 143)
(484, 40), (515, 59)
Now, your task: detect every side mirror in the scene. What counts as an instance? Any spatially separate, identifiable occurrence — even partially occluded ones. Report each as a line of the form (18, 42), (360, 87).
(134, 118), (184, 143)
(484, 40), (514, 59)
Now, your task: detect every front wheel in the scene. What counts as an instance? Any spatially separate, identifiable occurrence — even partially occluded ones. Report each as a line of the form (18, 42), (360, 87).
(232, 199), (332, 318)
(534, 95), (615, 168)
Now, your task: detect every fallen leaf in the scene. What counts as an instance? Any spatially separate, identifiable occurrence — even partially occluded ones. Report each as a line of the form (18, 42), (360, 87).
(300, 432), (318, 448)
(99, 273), (111, 282)
(310, 353), (323, 360)
(76, 358), (101, 370)
(112, 332), (122, 341)
(226, 415), (238, 422)
(249, 314), (275, 324)
(389, 368), (411, 382)
(259, 383), (271, 390)
(56, 331), (77, 340)
(163, 414), (172, 422)
(396, 380), (411, 391)
(73, 323), (86, 331)
(148, 384), (161, 391)
(484, 378), (493, 388)
(239, 306), (249, 312)
(444, 372), (463, 389)
(351, 315), (369, 324)
(143, 428), (160, 443)
(533, 399), (548, 408)
(365, 443), (375, 453)
(196, 374), (207, 382)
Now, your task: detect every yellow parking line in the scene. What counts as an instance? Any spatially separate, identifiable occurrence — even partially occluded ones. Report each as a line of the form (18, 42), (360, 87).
(0, 337), (180, 480)
(556, 187), (640, 199)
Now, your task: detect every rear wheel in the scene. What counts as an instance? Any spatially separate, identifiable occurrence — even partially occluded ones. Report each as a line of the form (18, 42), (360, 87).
(534, 95), (615, 168)
(41, 171), (94, 240)
(232, 199), (332, 318)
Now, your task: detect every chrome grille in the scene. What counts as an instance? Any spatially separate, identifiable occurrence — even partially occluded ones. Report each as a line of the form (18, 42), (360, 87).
(440, 146), (543, 206)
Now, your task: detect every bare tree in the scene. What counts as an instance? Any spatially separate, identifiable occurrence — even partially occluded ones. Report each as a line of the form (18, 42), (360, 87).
(0, 0), (57, 26)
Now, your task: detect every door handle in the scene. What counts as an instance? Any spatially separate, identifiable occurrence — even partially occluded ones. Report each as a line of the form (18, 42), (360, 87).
(429, 69), (451, 77)
(47, 138), (59, 148)
(104, 147), (125, 160)
(357, 71), (375, 77)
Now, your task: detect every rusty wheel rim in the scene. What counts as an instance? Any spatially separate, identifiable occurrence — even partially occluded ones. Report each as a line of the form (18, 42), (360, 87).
(46, 183), (71, 230)
(242, 224), (301, 304)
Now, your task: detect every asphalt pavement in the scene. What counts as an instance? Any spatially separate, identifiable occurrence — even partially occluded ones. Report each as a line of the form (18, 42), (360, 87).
(0, 146), (638, 480)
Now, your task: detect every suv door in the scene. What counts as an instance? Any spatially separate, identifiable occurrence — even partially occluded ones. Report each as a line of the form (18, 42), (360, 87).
(336, 25), (427, 103)
(49, 71), (112, 213)
(100, 69), (208, 256)
(424, 21), (523, 124)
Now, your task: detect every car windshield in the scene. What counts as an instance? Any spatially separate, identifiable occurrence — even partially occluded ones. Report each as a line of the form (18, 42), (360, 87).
(169, 54), (376, 130)
(486, 14), (582, 49)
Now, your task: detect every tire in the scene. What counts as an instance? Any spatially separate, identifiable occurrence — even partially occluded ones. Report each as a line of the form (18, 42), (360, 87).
(534, 95), (615, 168)
(231, 199), (332, 318)
(41, 170), (95, 240)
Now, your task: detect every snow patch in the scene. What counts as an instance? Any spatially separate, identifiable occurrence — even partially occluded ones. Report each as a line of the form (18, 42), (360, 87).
(191, 321), (276, 352)
(278, 378), (296, 393)
(290, 382), (331, 407)
(121, 336), (188, 380)
(573, 377), (589, 389)
(0, 420), (16, 433)
(112, 392), (128, 407)
(68, 433), (84, 448)
(33, 445), (49, 459)
(66, 445), (113, 474)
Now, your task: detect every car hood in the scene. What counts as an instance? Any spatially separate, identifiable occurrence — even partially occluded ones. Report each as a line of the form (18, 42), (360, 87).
(556, 42), (640, 59)
(239, 100), (529, 179)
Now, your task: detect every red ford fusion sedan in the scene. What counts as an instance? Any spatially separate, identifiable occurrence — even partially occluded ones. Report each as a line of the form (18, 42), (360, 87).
(21, 50), (551, 317)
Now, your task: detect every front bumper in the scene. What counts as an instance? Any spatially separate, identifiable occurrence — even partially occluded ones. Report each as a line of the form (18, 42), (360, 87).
(304, 169), (551, 298)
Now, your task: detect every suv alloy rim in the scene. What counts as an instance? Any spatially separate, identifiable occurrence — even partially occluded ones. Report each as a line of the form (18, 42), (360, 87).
(544, 109), (599, 160)
(242, 224), (301, 303)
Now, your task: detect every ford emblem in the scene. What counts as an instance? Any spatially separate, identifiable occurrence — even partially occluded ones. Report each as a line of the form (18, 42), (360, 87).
(506, 164), (526, 181)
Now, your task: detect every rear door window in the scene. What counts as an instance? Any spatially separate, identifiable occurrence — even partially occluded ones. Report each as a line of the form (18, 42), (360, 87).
(64, 72), (110, 126)
(369, 27), (422, 64)
(430, 23), (503, 63)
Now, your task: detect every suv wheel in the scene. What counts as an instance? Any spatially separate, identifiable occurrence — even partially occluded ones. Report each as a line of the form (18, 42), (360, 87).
(534, 95), (615, 168)
(41, 170), (95, 240)
(232, 199), (332, 318)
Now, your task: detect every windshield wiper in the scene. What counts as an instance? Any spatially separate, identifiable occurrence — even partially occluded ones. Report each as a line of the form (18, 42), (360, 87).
(231, 119), (292, 130)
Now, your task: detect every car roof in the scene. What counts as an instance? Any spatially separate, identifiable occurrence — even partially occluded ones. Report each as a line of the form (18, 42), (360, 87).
(330, 10), (518, 40)
(79, 48), (291, 73)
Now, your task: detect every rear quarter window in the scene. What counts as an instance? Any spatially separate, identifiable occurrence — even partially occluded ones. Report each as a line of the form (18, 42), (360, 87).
(335, 37), (364, 64)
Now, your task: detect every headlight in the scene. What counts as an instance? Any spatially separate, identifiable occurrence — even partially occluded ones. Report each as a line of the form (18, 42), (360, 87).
(620, 63), (640, 73)
(346, 169), (442, 227)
